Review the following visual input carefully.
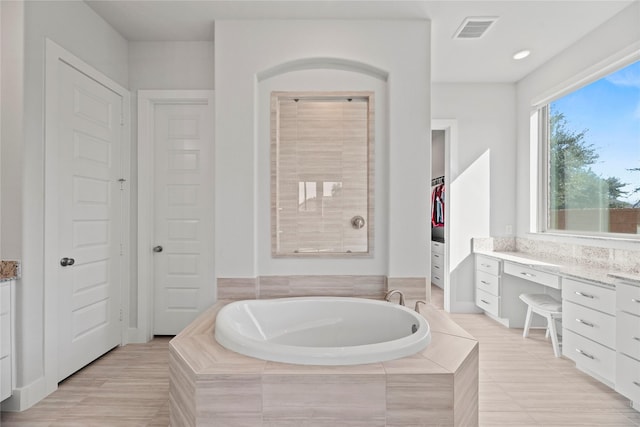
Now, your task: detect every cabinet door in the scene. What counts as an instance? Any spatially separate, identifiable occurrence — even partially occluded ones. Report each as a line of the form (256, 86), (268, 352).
(0, 281), (11, 401)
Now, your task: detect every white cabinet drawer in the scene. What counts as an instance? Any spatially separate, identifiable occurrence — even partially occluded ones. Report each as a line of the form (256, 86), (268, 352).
(0, 355), (10, 401)
(431, 272), (443, 288)
(476, 288), (499, 317)
(476, 270), (500, 296)
(476, 255), (500, 276)
(0, 283), (9, 315)
(503, 262), (560, 289)
(617, 311), (640, 361)
(431, 241), (444, 255)
(563, 278), (616, 315)
(616, 353), (640, 403)
(0, 313), (9, 359)
(431, 252), (443, 269)
(563, 329), (616, 383)
(563, 301), (616, 349)
(617, 282), (640, 316)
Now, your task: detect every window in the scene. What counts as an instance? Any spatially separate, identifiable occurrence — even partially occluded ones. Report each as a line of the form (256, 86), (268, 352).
(540, 60), (640, 236)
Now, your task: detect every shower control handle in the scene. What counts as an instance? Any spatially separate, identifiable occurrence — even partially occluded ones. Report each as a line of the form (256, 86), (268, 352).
(351, 215), (365, 229)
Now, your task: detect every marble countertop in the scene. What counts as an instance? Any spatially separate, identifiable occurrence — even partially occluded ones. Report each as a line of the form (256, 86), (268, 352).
(0, 260), (20, 282)
(474, 250), (639, 288)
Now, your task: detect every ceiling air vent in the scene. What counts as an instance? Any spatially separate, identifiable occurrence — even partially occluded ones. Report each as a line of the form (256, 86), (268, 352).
(453, 16), (499, 39)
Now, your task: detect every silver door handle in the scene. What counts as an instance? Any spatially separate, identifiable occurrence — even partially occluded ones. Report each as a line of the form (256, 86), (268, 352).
(576, 349), (595, 359)
(60, 257), (75, 267)
(153, 245), (163, 253)
(575, 291), (595, 299)
(576, 318), (595, 328)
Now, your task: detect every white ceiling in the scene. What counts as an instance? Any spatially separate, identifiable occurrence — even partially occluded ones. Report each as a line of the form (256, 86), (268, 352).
(85, 0), (636, 83)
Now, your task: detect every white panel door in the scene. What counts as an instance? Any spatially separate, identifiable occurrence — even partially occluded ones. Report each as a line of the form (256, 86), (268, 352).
(57, 61), (123, 381)
(153, 103), (214, 334)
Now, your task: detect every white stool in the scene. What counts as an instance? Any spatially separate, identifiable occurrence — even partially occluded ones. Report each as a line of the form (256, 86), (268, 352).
(519, 293), (563, 357)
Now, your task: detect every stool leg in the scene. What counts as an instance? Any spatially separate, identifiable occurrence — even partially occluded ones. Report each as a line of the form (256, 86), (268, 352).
(523, 305), (533, 338)
(547, 315), (561, 357)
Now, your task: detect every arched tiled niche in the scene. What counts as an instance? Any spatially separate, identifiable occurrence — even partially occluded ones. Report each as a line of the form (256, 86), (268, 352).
(257, 58), (388, 259)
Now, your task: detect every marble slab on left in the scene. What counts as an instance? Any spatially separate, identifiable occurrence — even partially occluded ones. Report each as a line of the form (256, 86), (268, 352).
(0, 261), (20, 282)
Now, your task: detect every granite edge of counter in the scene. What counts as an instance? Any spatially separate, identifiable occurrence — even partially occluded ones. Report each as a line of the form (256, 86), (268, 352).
(473, 249), (640, 288)
(0, 260), (21, 282)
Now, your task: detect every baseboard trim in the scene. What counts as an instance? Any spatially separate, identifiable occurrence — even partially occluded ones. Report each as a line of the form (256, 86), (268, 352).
(1, 376), (52, 412)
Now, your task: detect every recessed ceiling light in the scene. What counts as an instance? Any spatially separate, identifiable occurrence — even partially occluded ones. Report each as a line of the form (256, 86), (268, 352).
(513, 50), (531, 60)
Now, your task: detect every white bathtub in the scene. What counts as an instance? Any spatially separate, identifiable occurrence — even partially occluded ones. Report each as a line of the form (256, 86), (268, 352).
(214, 297), (431, 365)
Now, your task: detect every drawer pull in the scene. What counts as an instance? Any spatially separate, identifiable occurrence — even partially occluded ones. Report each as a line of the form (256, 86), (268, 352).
(576, 349), (595, 360)
(434, 265), (440, 270)
(634, 381), (640, 388)
(480, 280), (490, 285)
(575, 291), (595, 299)
(481, 263), (491, 268)
(576, 318), (595, 328)
(480, 299), (491, 305)
(632, 298), (640, 303)
(633, 337), (640, 342)
(434, 254), (440, 258)
(520, 272), (536, 278)
(434, 276), (441, 281)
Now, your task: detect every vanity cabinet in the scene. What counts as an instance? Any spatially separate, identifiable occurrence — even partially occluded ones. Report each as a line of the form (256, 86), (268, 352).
(615, 280), (640, 407)
(562, 278), (616, 385)
(431, 241), (445, 289)
(475, 256), (553, 328)
(475, 255), (501, 317)
(1, 280), (14, 401)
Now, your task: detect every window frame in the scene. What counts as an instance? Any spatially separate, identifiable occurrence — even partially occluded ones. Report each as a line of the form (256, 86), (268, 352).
(534, 52), (640, 239)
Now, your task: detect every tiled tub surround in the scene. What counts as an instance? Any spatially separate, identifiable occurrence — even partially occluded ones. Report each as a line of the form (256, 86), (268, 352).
(0, 261), (20, 282)
(169, 301), (478, 426)
(218, 275), (429, 307)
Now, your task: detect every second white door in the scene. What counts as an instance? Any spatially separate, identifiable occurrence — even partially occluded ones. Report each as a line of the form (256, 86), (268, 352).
(152, 101), (215, 335)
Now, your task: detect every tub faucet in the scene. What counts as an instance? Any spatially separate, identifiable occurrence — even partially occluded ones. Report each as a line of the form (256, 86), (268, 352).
(384, 289), (405, 306)
(414, 300), (426, 313)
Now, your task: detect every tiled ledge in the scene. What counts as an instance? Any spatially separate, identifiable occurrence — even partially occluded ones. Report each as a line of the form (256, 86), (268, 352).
(217, 275), (429, 305)
(0, 260), (20, 282)
(169, 300), (479, 426)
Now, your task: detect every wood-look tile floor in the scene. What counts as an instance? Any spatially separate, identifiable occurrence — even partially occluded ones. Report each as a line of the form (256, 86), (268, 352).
(2, 286), (639, 426)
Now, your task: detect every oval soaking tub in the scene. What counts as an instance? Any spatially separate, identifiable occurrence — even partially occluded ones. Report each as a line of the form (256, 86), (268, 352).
(214, 297), (431, 365)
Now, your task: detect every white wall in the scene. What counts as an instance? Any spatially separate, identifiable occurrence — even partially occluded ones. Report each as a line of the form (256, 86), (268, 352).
(6, 0), (128, 406)
(215, 19), (430, 280)
(432, 83), (517, 311)
(128, 41), (215, 326)
(432, 130), (445, 179)
(1, 1), (24, 262)
(432, 83), (517, 237)
(516, 1), (640, 242)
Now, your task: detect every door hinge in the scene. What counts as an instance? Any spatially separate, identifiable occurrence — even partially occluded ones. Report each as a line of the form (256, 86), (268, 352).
(119, 309), (123, 322)
(118, 178), (126, 190)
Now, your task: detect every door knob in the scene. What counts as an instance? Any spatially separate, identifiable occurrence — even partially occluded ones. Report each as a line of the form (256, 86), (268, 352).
(60, 257), (75, 267)
(153, 245), (163, 253)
